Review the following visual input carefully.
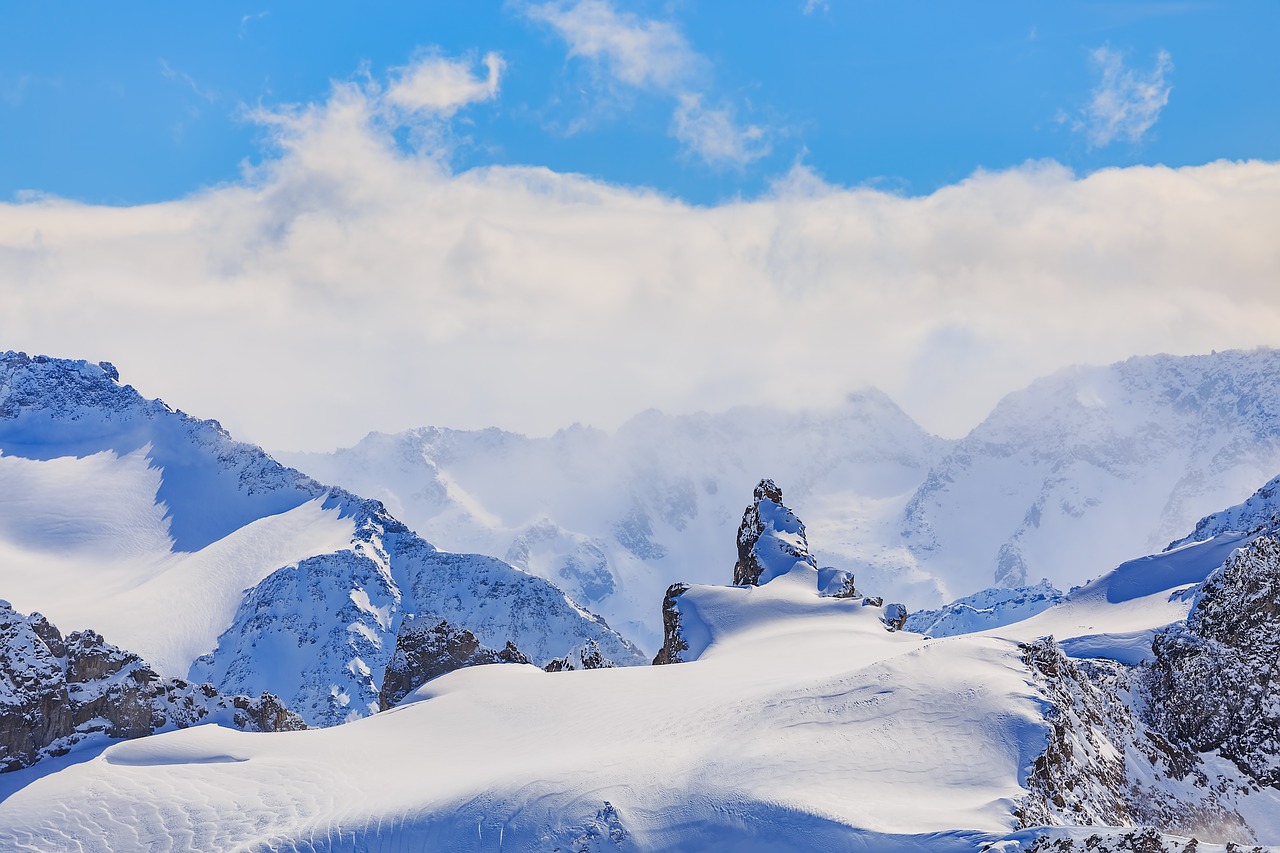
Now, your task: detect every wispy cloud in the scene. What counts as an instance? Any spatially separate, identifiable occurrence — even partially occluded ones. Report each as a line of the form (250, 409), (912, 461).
(159, 59), (219, 103)
(525, 0), (698, 90)
(385, 52), (504, 117)
(525, 0), (770, 167)
(672, 94), (769, 167)
(249, 51), (504, 166)
(1076, 47), (1173, 148)
(238, 10), (269, 40)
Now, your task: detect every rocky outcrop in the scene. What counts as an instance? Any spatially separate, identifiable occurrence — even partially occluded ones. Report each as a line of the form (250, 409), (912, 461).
(652, 583), (690, 666)
(378, 617), (529, 711)
(543, 639), (616, 672)
(1017, 637), (1252, 844)
(732, 479), (817, 586)
(1143, 535), (1280, 787)
(0, 601), (304, 772)
(881, 602), (908, 631)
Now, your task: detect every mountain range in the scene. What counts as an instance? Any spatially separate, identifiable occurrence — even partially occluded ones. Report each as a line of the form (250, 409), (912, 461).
(283, 348), (1280, 652)
(3, 347), (1280, 850)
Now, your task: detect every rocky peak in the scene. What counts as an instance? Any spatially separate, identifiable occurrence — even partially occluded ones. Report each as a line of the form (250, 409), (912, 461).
(378, 617), (530, 711)
(732, 478), (817, 586)
(0, 602), (304, 773)
(651, 583), (690, 666)
(543, 639), (617, 672)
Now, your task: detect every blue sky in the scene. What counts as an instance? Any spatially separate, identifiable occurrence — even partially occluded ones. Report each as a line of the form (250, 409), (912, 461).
(3, 1), (1276, 206)
(2, 2), (1279, 451)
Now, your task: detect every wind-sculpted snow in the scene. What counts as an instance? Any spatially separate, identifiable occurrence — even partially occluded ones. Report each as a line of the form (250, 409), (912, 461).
(0, 352), (643, 729)
(0, 562), (1063, 852)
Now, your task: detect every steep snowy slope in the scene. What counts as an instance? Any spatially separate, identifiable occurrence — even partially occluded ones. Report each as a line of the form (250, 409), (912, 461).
(902, 349), (1280, 596)
(0, 352), (640, 727)
(281, 390), (949, 651)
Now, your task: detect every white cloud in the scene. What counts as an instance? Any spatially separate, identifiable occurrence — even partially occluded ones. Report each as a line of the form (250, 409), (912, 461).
(672, 94), (769, 167)
(1077, 47), (1173, 147)
(525, 0), (699, 90)
(526, 0), (768, 167)
(385, 52), (504, 117)
(1, 77), (1277, 455)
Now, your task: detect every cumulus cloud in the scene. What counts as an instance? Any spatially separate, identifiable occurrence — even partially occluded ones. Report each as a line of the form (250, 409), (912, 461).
(1077, 47), (1174, 147)
(526, 0), (768, 167)
(1, 74), (1277, 454)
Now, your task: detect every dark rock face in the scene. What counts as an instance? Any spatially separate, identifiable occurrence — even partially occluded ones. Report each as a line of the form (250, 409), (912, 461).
(543, 639), (616, 673)
(378, 618), (529, 711)
(0, 602), (304, 772)
(732, 478), (816, 586)
(652, 583), (690, 666)
(1144, 535), (1280, 787)
(1017, 637), (1252, 844)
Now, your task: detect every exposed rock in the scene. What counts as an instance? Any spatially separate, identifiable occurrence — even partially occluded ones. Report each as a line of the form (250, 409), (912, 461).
(378, 617), (530, 711)
(817, 568), (859, 598)
(1020, 828), (1264, 853)
(652, 583), (690, 666)
(1017, 637), (1252, 844)
(881, 602), (908, 631)
(732, 478), (817, 586)
(0, 601), (304, 773)
(543, 639), (617, 673)
(1143, 535), (1280, 787)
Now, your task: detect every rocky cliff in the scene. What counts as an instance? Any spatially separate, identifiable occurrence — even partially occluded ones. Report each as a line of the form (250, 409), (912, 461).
(379, 617), (529, 711)
(0, 601), (303, 772)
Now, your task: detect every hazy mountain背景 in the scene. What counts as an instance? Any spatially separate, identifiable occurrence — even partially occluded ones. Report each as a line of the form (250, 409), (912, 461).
(4, 457), (1280, 850)
(283, 348), (1280, 652)
(0, 352), (641, 731)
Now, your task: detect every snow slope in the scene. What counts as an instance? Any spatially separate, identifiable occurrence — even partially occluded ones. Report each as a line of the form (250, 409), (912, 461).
(0, 565), (1057, 852)
(0, 352), (641, 727)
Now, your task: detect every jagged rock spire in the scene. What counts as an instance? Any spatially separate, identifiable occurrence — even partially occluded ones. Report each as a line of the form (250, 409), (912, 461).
(732, 479), (817, 586)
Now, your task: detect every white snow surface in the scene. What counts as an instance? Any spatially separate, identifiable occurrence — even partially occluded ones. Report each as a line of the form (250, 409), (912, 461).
(0, 565), (1056, 852)
(986, 533), (1248, 664)
(281, 349), (1280, 650)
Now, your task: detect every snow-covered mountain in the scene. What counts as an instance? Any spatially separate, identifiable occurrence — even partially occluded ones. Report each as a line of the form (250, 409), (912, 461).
(5, 477), (1279, 851)
(281, 390), (946, 651)
(283, 349), (1280, 647)
(0, 352), (641, 728)
(903, 349), (1280, 596)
